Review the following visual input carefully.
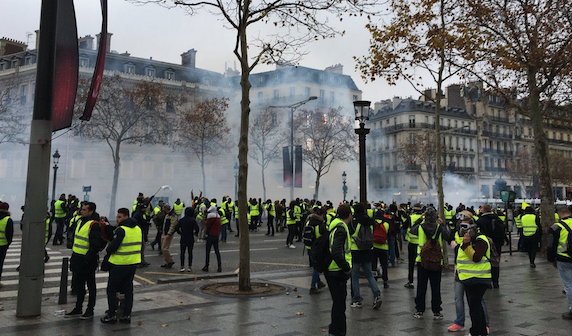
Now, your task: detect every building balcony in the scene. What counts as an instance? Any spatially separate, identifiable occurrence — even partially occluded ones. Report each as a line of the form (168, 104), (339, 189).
(490, 116), (510, 123)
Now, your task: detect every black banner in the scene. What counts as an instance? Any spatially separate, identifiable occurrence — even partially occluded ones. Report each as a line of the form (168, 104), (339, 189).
(283, 146), (291, 187)
(295, 145), (302, 188)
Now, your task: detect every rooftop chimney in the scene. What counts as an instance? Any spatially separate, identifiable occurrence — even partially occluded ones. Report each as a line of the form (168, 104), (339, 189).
(0, 37), (27, 56)
(96, 32), (113, 53)
(392, 97), (402, 110)
(78, 35), (94, 50)
(181, 49), (197, 68)
(324, 63), (343, 74)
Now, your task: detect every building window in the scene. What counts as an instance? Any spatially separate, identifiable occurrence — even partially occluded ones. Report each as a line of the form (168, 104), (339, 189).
(273, 89), (279, 99)
(330, 91), (335, 102)
(409, 115), (415, 128)
(145, 68), (156, 77)
(165, 70), (175, 80)
(259, 76), (264, 84)
(142, 155), (154, 179)
(0, 62), (6, 71)
(120, 155), (133, 179)
(257, 91), (263, 101)
(306, 87), (311, 97)
(319, 89), (325, 100)
(0, 153), (8, 178)
(124, 64), (135, 74)
(290, 87), (295, 97)
(25, 56), (32, 65)
(11, 59), (19, 68)
(20, 84), (28, 104)
(163, 156), (174, 179)
(79, 57), (89, 67)
(352, 94), (358, 101)
(425, 116), (429, 124)
(71, 152), (86, 179)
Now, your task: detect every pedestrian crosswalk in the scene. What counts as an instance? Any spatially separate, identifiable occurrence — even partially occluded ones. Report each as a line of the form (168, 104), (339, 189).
(0, 238), (141, 299)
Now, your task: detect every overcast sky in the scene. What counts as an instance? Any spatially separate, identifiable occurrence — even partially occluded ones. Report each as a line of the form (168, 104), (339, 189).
(1, 0), (423, 102)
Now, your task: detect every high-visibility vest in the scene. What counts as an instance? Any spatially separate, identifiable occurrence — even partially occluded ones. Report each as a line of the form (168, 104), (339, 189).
(556, 219), (572, 259)
(249, 203), (260, 216)
(219, 208), (229, 225)
(515, 215), (522, 229)
(197, 204), (206, 220)
(328, 218), (352, 272)
(286, 210), (297, 225)
(366, 208), (373, 218)
(0, 216), (9, 246)
(173, 202), (184, 215)
(416, 224), (443, 263)
(445, 208), (454, 220)
(326, 212), (336, 225)
(456, 234), (491, 281)
(54, 200), (66, 218)
(154, 206), (161, 215)
(45, 218), (50, 244)
(454, 231), (463, 245)
(73, 220), (95, 255)
(294, 205), (301, 221)
(407, 214), (421, 245)
(267, 203), (276, 217)
(108, 226), (142, 266)
(521, 214), (538, 237)
(373, 220), (389, 250)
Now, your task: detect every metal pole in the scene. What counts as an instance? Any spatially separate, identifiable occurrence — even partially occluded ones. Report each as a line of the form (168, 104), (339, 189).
(17, 0), (57, 317)
(58, 257), (68, 304)
(51, 164), (58, 202)
(356, 123), (370, 204)
(290, 107), (294, 201)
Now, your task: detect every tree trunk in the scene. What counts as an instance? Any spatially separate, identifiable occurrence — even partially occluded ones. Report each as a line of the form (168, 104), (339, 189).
(261, 165), (266, 201)
(237, 22), (252, 292)
(109, 141), (121, 219)
(314, 174), (321, 200)
(201, 155), (206, 195)
(527, 75), (554, 256)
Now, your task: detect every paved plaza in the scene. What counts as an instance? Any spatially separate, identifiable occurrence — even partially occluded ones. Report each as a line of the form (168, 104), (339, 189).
(0, 245), (570, 336)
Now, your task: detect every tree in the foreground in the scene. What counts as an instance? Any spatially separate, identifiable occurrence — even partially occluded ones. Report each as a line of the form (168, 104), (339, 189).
(176, 97), (231, 194)
(132, 0), (378, 291)
(249, 109), (284, 200)
(75, 75), (170, 217)
(459, 0), (572, 244)
(397, 132), (437, 190)
(295, 107), (355, 200)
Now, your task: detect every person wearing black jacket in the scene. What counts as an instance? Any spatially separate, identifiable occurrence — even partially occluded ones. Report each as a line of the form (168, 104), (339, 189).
(132, 205), (149, 267)
(175, 207), (199, 272)
(66, 202), (105, 320)
(476, 204), (503, 287)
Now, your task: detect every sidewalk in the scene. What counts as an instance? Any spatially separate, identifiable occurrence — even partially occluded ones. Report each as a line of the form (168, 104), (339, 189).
(0, 251), (570, 335)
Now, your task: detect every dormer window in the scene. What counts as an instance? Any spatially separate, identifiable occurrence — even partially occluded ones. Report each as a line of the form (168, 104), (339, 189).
(145, 67), (155, 77)
(164, 70), (175, 80)
(24, 56), (32, 65)
(124, 63), (135, 74)
(0, 62), (6, 71)
(11, 59), (19, 68)
(79, 57), (89, 67)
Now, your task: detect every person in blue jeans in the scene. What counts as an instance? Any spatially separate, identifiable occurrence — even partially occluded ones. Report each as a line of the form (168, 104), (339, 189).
(349, 203), (382, 309)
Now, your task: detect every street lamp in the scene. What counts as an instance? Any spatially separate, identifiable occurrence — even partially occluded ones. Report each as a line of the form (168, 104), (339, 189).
(354, 100), (371, 205)
(342, 171), (348, 202)
(234, 161), (239, 201)
(51, 149), (60, 201)
(270, 96), (318, 201)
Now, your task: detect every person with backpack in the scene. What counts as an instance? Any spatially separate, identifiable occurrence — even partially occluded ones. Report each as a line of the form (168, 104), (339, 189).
(547, 206), (572, 320)
(372, 210), (390, 289)
(404, 204), (423, 289)
(66, 202), (105, 320)
(411, 206), (450, 320)
(324, 204), (353, 336)
(265, 199), (275, 236)
(348, 203), (382, 309)
(303, 207), (328, 294)
(520, 206), (542, 267)
(100, 207), (142, 324)
(285, 201), (298, 248)
(476, 204), (504, 287)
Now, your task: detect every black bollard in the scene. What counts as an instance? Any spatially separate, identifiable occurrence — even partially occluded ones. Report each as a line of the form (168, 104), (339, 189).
(58, 257), (69, 304)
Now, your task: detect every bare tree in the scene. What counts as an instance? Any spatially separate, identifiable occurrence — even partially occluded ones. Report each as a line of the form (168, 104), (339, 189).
(459, 0), (572, 245)
(549, 152), (572, 193)
(506, 149), (537, 198)
(130, 0), (378, 290)
(0, 76), (29, 145)
(249, 109), (284, 200)
(176, 97), (231, 194)
(397, 132), (437, 190)
(295, 107), (355, 199)
(75, 75), (170, 217)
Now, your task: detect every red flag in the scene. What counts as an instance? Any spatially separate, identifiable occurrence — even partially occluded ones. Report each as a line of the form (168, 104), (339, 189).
(80, 0), (108, 121)
(51, 0), (78, 132)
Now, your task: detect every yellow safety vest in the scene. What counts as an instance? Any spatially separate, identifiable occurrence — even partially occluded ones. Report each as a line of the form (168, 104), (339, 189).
(108, 226), (142, 266)
(326, 212), (336, 225)
(556, 219), (572, 259)
(250, 203), (260, 216)
(327, 219), (352, 272)
(373, 220), (389, 250)
(454, 231), (463, 245)
(0, 216), (9, 246)
(521, 214), (538, 237)
(267, 203), (276, 217)
(367, 208), (373, 218)
(294, 205), (301, 221)
(456, 234), (491, 281)
(45, 218), (50, 244)
(416, 224), (443, 263)
(220, 208), (229, 225)
(173, 202), (184, 215)
(54, 200), (66, 218)
(286, 210), (297, 225)
(154, 206), (161, 215)
(407, 214), (421, 245)
(73, 220), (95, 255)
(197, 204), (206, 220)
(515, 215), (522, 229)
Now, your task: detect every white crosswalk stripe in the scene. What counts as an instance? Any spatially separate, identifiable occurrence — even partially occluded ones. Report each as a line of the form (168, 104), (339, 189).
(0, 238), (140, 300)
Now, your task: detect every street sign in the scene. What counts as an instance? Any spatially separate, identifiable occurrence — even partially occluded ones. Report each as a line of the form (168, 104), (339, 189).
(83, 186), (91, 192)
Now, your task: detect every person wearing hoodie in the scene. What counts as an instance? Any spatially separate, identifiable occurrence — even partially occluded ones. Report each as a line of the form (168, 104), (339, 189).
(0, 202), (14, 287)
(160, 204), (177, 268)
(203, 205), (222, 272)
(411, 206), (450, 320)
(476, 204), (503, 287)
(175, 207), (199, 272)
(100, 208), (142, 324)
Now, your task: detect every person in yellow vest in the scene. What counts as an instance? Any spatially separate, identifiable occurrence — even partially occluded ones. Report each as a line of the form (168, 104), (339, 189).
(0, 202), (14, 286)
(52, 193), (68, 245)
(234, 200), (240, 237)
(515, 208), (524, 251)
(132, 192), (144, 212)
(456, 213), (492, 336)
(66, 202), (105, 319)
(412, 206), (450, 319)
(294, 200), (303, 241)
(372, 210), (390, 289)
(285, 201), (298, 248)
(547, 206), (572, 320)
(248, 198), (260, 231)
(173, 198), (185, 219)
(218, 206), (229, 242)
(521, 206), (541, 267)
(196, 198), (208, 242)
(265, 199), (275, 236)
(325, 204), (353, 336)
(404, 204), (423, 289)
(306, 206), (327, 294)
(100, 208), (142, 324)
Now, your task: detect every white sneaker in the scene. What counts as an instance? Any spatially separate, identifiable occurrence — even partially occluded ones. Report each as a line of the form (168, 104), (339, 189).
(179, 267), (185, 273)
(186, 267), (192, 272)
(289, 244), (296, 249)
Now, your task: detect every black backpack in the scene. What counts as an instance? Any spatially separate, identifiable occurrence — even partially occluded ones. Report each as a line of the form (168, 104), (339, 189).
(352, 219), (374, 250)
(303, 219), (317, 247)
(310, 232), (332, 273)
